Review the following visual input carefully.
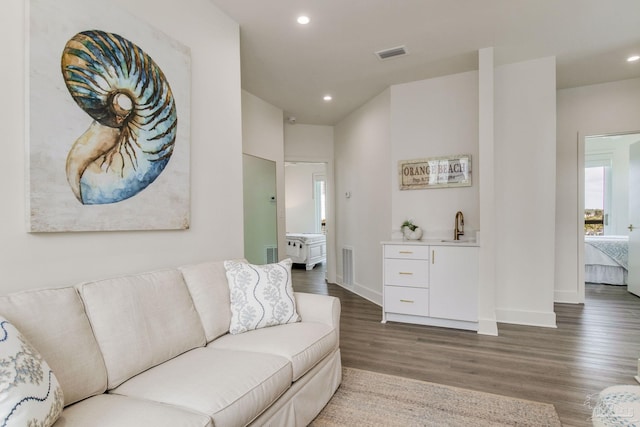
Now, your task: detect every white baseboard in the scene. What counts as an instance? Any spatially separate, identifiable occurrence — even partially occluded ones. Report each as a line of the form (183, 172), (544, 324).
(385, 312), (478, 331)
(495, 308), (557, 328)
(352, 282), (382, 306)
(477, 318), (499, 336)
(334, 275), (382, 306)
(554, 289), (582, 304)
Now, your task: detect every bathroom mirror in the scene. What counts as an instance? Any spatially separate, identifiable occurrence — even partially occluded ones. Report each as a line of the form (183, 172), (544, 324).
(242, 154), (277, 264)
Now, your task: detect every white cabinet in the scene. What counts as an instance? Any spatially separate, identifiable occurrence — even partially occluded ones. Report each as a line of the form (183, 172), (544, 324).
(429, 246), (478, 323)
(383, 245), (430, 318)
(382, 242), (478, 331)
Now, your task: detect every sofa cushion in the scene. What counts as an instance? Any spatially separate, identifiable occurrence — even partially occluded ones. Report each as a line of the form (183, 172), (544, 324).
(179, 260), (233, 342)
(77, 269), (206, 389)
(209, 322), (337, 381)
(0, 316), (64, 427)
(111, 347), (292, 427)
(224, 259), (300, 334)
(54, 394), (212, 427)
(0, 287), (107, 405)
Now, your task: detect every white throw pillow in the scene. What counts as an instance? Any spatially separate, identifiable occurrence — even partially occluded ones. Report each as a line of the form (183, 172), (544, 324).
(224, 258), (300, 334)
(0, 316), (64, 427)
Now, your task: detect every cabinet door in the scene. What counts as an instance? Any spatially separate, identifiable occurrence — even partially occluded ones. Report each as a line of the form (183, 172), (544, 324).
(429, 246), (478, 322)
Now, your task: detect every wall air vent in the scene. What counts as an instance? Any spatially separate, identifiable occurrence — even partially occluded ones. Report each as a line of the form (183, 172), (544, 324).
(342, 246), (354, 287)
(375, 45), (408, 61)
(265, 246), (278, 264)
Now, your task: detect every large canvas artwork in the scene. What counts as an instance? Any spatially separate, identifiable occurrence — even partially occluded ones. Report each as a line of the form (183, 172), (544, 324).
(27, 0), (191, 232)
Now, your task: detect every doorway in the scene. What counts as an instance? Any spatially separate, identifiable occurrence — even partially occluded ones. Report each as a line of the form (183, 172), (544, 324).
(284, 162), (327, 233)
(581, 132), (640, 299)
(284, 162), (328, 275)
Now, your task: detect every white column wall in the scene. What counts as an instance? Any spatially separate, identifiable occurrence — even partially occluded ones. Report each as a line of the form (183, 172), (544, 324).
(494, 57), (557, 327)
(478, 48), (498, 335)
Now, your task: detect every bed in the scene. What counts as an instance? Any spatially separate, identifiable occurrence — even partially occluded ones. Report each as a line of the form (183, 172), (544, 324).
(286, 233), (326, 270)
(585, 235), (628, 285)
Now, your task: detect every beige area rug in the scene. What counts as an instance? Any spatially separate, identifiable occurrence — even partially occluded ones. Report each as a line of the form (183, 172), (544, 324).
(311, 367), (562, 427)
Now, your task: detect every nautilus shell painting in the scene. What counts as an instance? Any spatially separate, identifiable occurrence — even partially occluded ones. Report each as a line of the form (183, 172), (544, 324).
(28, 0), (191, 232)
(61, 30), (177, 205)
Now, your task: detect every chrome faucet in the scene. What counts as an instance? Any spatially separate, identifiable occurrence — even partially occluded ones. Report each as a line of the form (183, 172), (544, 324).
(454, 211), (464, 240)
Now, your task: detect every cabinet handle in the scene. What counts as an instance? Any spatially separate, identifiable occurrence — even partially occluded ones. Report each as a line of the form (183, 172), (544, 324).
(400, 299), (414, 303)
(432, 250), (435, 264)
(399, 251), (413, 254)
(399, 272), (413, 275)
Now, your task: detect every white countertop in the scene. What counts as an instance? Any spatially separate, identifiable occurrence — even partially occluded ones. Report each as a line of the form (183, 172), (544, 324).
(382, 239), (479, 247)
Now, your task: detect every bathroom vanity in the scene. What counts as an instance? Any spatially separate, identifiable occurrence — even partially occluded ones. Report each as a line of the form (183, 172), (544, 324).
(381, 240), (479, 331)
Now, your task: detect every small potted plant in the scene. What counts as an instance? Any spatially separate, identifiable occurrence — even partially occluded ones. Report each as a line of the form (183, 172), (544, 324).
(401, 220), (423, 240)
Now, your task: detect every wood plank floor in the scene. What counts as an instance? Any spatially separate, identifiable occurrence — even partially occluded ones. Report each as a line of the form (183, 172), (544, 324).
(292, 264), (640, 427)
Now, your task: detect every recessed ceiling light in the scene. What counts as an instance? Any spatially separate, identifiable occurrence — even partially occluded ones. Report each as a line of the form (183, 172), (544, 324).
(297, 15), (310, 25)
(323, 95), (332, 101)
(627, 55), (640, 62)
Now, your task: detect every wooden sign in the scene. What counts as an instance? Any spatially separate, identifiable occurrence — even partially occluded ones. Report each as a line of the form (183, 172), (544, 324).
(398, 155), (471, 190)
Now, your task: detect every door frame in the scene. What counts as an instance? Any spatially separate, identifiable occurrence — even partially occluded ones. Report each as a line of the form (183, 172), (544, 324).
(284, 157), (336, 284)
(578, 130), (640, 302)
(628, 141), (640, 296)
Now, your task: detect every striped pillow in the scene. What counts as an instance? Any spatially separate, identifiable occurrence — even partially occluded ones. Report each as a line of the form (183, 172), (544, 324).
(224, 259), (300, 334)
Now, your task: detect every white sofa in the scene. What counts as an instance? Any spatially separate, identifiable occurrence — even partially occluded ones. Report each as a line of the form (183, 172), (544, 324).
(0, 260), (342, 427)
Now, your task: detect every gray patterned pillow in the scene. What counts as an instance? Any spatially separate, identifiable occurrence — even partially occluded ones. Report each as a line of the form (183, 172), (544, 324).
(0, 316), (64, 427)
(224, 258), (300, 334)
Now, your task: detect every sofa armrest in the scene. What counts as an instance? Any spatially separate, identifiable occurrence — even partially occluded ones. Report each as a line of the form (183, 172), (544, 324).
(294, 292), (341, 337)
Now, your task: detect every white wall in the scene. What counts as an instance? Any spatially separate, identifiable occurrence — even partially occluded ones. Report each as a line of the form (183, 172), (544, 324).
(494, 57), (557, 327)
(556, 78), (640, 303)
(284, 123), (336, 282)
(285, 124), (334, 160)
(333, 56), (557, 331)
(285, 163), (326, 233)
(0, 0), (243, 293)
(391, 71), (480, 239)
(334, 90), (392, 304)
(241, 91), (286, 259)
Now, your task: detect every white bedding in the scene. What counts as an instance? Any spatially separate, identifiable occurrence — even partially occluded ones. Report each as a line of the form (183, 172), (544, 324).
(585, 235), (628, 285)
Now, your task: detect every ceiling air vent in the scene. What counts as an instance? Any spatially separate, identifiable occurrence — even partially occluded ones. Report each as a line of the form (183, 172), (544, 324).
(375, 45), (408, 61)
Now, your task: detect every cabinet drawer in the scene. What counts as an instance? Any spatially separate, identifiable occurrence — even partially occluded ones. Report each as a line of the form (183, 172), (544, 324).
(384, 286), (429, 316)
(384, 245), (429, 260)
(384, 259), (428, 287)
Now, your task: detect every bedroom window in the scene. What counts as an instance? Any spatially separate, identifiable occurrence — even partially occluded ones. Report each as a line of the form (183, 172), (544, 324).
(584, 165), (610, 235)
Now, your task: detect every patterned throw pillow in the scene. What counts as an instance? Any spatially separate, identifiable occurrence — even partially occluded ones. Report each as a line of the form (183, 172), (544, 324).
(224, 258), (300, 334)
(0, 316), (64, 427)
